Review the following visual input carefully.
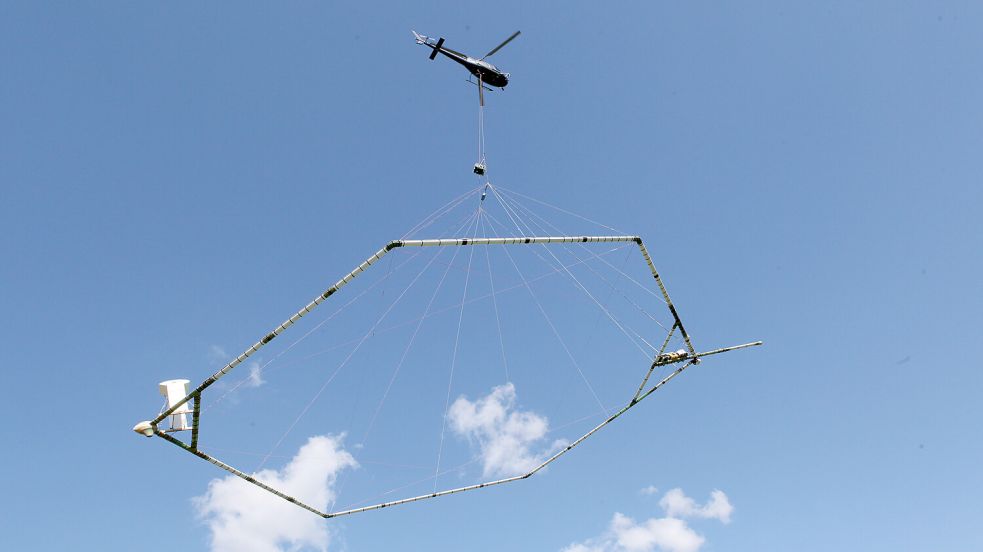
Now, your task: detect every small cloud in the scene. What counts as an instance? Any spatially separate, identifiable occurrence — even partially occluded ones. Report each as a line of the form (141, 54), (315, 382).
(561, 513), (704, 552)
(208, 345), (229, 362)
(245, 360), (265, 388)
(194, 435), (357, 552)
(659, 488), (733, 524)
(561, 488), (732, 552)
(640, 485), (659, 496)
(448, 382), (567, 478)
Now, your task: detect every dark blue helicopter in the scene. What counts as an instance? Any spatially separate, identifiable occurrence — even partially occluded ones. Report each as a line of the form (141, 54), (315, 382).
(413, 30), (520, 105)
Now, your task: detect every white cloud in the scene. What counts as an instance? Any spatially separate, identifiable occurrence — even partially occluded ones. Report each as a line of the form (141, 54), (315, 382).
(208, 345), (229, 362)
(194, 435), (357, 552)
(560, 488), (732, 552)
(245, 360), (266, 388)
(639, 485), (659, 496)
(561, 513), (704, 552)
(659, 488), (733, 524)
(448, 382), (567, 478)
(208, 346), (264, 389)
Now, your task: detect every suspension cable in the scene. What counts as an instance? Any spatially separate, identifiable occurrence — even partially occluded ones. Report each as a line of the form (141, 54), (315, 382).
(433, 207), (483, 490)
(481, 212), (609, 415)
(256, 208), (484, 470)
(489, 185), (657, 358)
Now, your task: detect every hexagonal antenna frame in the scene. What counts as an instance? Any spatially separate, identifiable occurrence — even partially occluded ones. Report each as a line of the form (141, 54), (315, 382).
(139, 234), (761, 518)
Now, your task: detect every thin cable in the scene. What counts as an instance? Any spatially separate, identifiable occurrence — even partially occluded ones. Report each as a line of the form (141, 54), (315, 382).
(490, 185), (655, 358)
(256, 209), (482, 470)
(496, 185), (624, 233)
(500, 190), (671, 337)
(333, 210), (481, 502)
(358, 217), (473, 447)
(212, 190), (484, 410)
(401, 185), (482, 239)
(495, 187), (658, 350)
(256, 244), (630, 373)
(479, 214), (510, 382)
(204, 250), (424, 411)
(512, 195), (670, 334)
(481, 212), (608, 414)
(500, 189), (666, 304)
(200, 446), (435, 470)
(433, 207), (482, 491)
(336, 204), (483, 498)
(496, 190), (664, 349)
(569, 245), (634, 357)
(477, 103), (484, 166)
(492, 196), (654, 350)
(342, 455), (483, 512)
(480, 205), (645, 420)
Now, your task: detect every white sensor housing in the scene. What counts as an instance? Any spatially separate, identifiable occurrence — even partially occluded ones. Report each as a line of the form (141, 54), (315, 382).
(159, 379), (193, 431)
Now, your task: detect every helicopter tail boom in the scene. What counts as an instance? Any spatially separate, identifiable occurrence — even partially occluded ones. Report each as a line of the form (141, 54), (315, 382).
(411, 30), (445, 60)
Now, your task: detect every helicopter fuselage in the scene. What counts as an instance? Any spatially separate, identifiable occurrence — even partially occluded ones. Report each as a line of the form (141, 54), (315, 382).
(436, 49), (510, 88)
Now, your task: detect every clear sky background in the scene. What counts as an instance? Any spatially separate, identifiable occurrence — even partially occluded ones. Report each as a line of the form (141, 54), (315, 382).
(2, 2), (982, 551)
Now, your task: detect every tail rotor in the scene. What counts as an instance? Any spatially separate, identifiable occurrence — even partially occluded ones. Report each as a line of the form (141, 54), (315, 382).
(429, 37), (444, 60)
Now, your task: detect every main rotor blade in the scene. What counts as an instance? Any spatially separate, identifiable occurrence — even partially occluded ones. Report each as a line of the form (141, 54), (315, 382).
(440, 44), (468, 58)
(481, 30), (520, 59)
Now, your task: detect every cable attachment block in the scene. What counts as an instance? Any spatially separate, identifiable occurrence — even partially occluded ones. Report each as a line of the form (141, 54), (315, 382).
(654, 349), (690, 366)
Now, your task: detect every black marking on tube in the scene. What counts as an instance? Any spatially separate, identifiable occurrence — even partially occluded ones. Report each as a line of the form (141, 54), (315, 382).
(262, 333), (276, 344)
(667, 304), (693, 343)
(633, 237), (643, 245)
(322, 287), (336, 299)
(668, 304), (682, 321)
(582, 237), (588, 242)
(462, 239), (469, 245)
(385, 241), (402, 251)
(524, 238), (531, 243)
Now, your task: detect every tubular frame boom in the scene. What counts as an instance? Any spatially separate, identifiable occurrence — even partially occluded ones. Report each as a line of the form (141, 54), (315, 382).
(143, 234), (760, 518)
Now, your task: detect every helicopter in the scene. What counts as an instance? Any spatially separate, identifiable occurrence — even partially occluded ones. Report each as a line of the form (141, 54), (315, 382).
(412, 30), (520, 106)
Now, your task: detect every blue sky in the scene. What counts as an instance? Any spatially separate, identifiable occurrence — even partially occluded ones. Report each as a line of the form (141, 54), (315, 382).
(2, 2), (982, 551)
